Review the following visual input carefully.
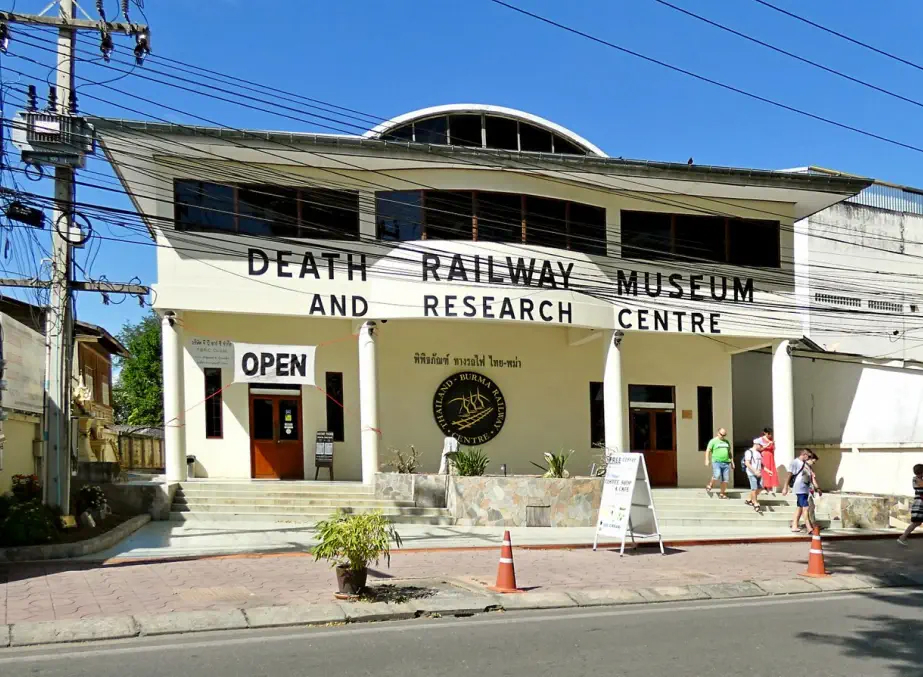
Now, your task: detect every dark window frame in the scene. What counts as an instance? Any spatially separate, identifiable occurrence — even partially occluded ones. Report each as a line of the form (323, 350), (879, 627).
(325, 372), (345, 442)
(620, 210), (781, 268)
(697, 386), (714, 451)
(589, 381), (605, 449)
(174, 180), (361, 240)
(374, 189), (607, 255)
(204, 368), (223, 439)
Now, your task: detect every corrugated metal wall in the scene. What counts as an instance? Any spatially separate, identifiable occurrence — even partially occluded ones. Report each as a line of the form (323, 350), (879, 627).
(847, 183), (923, 215)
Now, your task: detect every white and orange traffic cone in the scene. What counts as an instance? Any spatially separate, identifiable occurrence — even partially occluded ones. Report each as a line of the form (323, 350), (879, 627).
(488, 530), (522, 593)
(800, 526), (831, 578)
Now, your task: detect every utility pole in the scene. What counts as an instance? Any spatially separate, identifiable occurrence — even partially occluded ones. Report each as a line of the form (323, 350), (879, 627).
(0, 3), (150, 514)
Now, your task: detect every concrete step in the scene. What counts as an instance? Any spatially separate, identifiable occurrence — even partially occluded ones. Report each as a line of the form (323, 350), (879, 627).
(171, 503), (448, 517)
(173, 497), (416, 509)
(174, 491), (393, 504)
(654, 506), (831, 518)
(652, 489), (793, 498)
(169, 511), (454, 526)
(652, 495), (816, 507)
(658, 516), (833, 528)
(177, 482), (372, 495)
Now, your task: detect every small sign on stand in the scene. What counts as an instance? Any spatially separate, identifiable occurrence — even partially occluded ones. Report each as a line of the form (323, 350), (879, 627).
(593, 452), (664, 556)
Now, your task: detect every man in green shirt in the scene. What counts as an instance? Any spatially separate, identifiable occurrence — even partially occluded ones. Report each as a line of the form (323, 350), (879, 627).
(705, 427), (734, 499)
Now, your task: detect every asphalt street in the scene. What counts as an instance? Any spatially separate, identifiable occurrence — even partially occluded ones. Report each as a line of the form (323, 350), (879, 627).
(2, 589), (921, 677)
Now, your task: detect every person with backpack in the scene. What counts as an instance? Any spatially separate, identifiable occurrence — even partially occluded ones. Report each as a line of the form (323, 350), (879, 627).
(783, 449), (820, 533)
(744, 438), (765, 513)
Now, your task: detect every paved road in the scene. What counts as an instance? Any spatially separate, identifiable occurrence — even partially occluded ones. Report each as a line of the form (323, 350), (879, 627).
(2, 589), (921, 676)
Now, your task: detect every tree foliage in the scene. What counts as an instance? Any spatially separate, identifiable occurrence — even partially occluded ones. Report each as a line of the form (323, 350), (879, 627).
(112, 312), (163, 426)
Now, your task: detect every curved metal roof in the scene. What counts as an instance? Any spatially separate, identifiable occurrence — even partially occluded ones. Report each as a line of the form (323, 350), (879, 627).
(363, 103), (608, 157)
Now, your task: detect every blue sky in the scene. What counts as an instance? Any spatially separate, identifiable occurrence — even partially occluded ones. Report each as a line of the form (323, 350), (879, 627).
(3, 0), (922, 333)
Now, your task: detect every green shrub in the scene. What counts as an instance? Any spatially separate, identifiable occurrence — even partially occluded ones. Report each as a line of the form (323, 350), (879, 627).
(454, 447), (489, 476)
(312, 511), (402, 572)
(0, 500), (58, 547)
(531, 450), (574, 478)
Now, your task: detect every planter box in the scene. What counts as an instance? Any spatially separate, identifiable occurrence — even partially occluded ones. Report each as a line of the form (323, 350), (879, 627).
(448, 475), (602, 527)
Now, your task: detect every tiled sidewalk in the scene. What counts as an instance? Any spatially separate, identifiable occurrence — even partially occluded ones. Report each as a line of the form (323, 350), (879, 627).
(2, 538), (921, 624)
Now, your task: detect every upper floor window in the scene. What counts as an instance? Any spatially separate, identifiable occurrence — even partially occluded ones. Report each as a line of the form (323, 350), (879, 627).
(174, 181), (360, 239)
(620, 210), (781, 268)
(376, 189), (607, 255)
(78, 343), (112, 407)
(381, 113), (589, 155)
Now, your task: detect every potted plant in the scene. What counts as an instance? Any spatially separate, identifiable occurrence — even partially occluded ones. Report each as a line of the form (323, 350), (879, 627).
(313, 510), (402, 598)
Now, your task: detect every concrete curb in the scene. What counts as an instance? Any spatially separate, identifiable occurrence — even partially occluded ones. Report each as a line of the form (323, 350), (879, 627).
(0, 514), (151, 563)
(1, 575), (920, 648)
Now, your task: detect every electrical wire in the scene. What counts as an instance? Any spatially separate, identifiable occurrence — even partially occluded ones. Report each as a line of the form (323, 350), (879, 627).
(653, 0), (923, 112)
(487, 0), (923, 155)
(751, 0), (923, 75)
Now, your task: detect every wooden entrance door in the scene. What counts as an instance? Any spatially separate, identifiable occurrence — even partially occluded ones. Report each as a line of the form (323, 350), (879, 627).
(629, 408), (677, 487)
(249, 394), (304, 479)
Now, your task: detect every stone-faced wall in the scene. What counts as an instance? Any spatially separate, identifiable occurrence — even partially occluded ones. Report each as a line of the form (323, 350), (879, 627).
(448, 476), (602, 527)
(375, 473), (602, 525)
(374, 473), (449, 508)
(374, 473), (415, 503)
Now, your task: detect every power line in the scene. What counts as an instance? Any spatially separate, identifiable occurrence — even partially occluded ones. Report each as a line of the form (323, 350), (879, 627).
(487, 0), (923, 155)
(3, 28), (920, 332)
(751, 0), (923, 74)
(653, 0), (923, 112)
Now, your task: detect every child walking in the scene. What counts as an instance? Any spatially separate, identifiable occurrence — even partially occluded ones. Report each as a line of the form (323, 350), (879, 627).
(744, 438), (764, 513)
(897, 464), (923, 546)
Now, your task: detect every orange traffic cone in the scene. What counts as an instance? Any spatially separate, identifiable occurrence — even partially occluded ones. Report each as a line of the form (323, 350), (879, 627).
(488, 530), (522, 593)
(800, 526), (831, 578)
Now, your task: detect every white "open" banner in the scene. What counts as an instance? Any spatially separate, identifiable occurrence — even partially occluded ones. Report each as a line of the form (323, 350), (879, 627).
(233, 343), (316, 385)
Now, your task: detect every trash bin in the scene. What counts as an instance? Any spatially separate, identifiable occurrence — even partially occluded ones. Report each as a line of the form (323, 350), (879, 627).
(186, 455), (196, 479)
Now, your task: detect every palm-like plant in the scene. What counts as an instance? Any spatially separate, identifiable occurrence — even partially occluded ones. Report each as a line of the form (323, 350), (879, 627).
(531, 450), (574, 478)
(453, 447), (490, 476)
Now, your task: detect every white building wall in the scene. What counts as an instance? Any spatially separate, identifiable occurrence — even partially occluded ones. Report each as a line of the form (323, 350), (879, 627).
(732, 350), (923, 496)
(802, 202), (923, 361)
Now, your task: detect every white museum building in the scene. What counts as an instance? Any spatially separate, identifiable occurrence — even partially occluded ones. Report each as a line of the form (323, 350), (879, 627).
(95, 104), (874, 489)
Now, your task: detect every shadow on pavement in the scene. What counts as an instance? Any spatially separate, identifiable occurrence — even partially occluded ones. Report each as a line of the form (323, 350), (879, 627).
(798, 590), (923, 677)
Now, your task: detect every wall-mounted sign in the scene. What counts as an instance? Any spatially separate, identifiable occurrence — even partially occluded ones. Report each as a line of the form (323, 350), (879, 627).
(433, 371), (506, 445)
(187, 337), (234, 369)
(414, 352), (522, 369)
(233, 342), (316, 385)
(0, 312), (45, 414)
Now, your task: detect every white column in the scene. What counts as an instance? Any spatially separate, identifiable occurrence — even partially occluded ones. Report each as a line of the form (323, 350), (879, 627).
(162, 311), (186, 482)
(603, 330), (625, 455)
(358, 321), (380, 484)
(772, 339), (795, 469)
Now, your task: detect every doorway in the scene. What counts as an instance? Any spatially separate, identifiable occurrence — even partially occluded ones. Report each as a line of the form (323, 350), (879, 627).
(249, 387), (304, 479)
(628, 385), (677, 487)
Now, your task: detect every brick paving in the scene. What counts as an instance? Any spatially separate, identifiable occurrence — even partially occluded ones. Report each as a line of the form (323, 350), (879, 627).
(1, 538), (921, 624)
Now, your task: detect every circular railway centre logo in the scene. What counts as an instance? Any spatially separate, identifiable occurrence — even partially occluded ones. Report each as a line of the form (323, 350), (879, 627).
(433, 371), (507, 445)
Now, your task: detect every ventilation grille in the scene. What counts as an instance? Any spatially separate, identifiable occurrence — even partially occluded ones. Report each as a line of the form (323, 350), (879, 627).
(868, 300), (903, 313)
(815, 293), (861, 308)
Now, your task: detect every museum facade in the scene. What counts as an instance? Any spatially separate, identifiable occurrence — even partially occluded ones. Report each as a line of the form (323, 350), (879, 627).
(96, 104), (870, 487)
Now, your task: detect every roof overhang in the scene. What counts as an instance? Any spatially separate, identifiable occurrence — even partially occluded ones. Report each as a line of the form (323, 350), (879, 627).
(93, 117), (873, 223)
